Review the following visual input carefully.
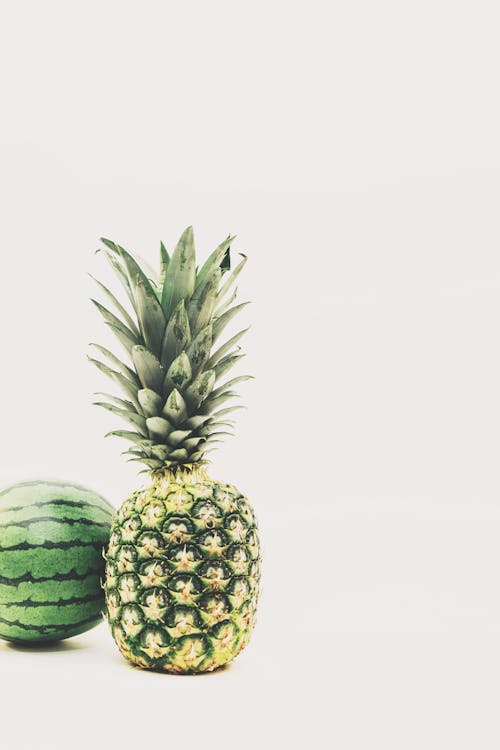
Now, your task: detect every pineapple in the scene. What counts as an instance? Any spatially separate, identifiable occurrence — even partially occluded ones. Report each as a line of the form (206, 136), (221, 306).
(89, 227), (260, 673)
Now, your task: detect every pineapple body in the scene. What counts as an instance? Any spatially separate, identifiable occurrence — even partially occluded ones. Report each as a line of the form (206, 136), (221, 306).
(105, 469), (260, 673)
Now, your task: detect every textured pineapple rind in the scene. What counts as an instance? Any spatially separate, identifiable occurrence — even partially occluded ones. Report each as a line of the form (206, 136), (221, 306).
(105, 474), (260, 673)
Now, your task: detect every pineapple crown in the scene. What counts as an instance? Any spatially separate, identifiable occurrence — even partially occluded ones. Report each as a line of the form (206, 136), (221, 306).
(89, 226), (251, 473)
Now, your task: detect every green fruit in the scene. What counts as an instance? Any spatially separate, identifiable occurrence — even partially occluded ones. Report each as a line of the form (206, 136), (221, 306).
(0, 479), (113, 643)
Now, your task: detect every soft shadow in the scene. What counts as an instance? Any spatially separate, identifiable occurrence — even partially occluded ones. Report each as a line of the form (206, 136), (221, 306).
(112, 651), (234, 676)
(2, 638), (90, 653)
(143, 662), (233, 677)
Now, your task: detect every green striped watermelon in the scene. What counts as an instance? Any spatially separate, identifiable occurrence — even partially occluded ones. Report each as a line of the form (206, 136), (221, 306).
(0, 479), (114, 643)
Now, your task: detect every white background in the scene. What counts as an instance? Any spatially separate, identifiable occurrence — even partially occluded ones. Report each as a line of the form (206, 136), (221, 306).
(1, 1), (499, 748)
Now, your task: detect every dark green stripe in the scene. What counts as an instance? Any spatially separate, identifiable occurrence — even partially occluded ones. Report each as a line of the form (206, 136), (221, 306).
(0, 545), (103, 580)
(0, 613), (101, 633)
(0, 480), (104, 497)
(0, 498), (112, 516)
(1, 593), (102, 608)
(0, 516), (110, 530)
(1, 540), (104, 552)
(0, 567), (102, 586)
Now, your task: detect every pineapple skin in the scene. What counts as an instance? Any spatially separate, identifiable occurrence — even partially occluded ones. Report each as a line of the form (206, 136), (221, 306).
(105, 469), (260, 673)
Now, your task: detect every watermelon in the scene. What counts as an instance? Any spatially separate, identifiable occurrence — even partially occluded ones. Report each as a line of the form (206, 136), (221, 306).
(0, 479), (114, 643)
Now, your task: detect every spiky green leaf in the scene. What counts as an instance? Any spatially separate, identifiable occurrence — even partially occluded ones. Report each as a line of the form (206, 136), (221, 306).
(167, 429), (192, 447)
(99, 244), (135, 306)
(89, 276), (140, 337)
(91, 299), (140, 349)
(183, 415), (212, 430)
(162, 226), (196, 316)
(151, 445), (171, 461)
(135, 279), (166, 358)
(206, 328), (249, 369)
(146, 416), (173, 441)
(161, 299), (191, 370)
(185, 369), (216, 409)
(132, 346), (165, 392)
(128, 457), (163, 470)
(211, 375), (253, 399)
(106, 322), (139, 356)
(105, 430), (151, 445)
(188, 267), (222, 336)
(217, 254), (247, 303)
(167, 448), (189, 462)
(186, 324), (212, 377)
(213, 353), (246, 380)
(159, 242), (170, 289)
(195, 235), (235, 289)
(138, 388), (164, 418)
(202, 391), (239, 414)
(162, 388), (187, 425)
(93, 402), (148, 436)
(89, 344), (139, 386)
(183, 436), (206, 451)
(212, 303), (250, 345)
(165, 352), (192, 392)
(95, 392), (136, 412)
(87, 357), (142, 413)
(215, 286), (238, 316)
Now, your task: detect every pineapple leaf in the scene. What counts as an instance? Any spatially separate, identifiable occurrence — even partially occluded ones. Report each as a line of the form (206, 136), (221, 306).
(151, 445), (171, 461)
(132, 346), (165, 392)
(138, 388), (164, 418)
(203, 391), (239, 414)
(185, 369), (216, 409)
(87, 357), (142, 413)
(166, 429), (192, 447)
(99, 245), (135, 306)
(94, 392), (136, 412)
(212, 302), (250, 345)
(215, 286), (238, 316)
(183, 436), (205, 451)
(217, 254), (247, 303)
(89, 276), (139, 337)
(159, 242), (170, 289)
(105, 429), (151, 445)
(211, 405), (246, 419)
(127, 457), (164, 470)
(105, 240), (156, 297)
(200, 430), (234, 440)
(211, 375), (253, 399)
(161, 299), (191, 370)
(195, 235), (235, 289)
(134, 278), (166, 359)
(187, 267), (222, 336)
(189, 449), (208, 462)
(89, 344), (139, 386)
(91, 299), (140, 349)
(161, 226), (196, 317)
(146, 416), (173, 441)
(164, 352), (192, 393)
(202, 420), (235, 434)
(162, 388), (188, 425)
(167, 448), (189, 462)
(206, 327), (249, 368)
(182, 414), (212, 430)
(186, 323), (212, 377)
(213, 352), (246, 380)
(106, 322), (139, 356)
(93, 402), (148, 436)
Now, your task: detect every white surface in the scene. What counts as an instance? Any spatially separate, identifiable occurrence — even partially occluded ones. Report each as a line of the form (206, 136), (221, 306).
(1, 1), (500, 748)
